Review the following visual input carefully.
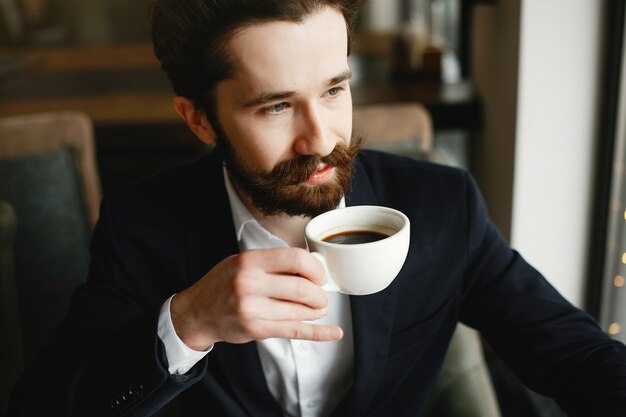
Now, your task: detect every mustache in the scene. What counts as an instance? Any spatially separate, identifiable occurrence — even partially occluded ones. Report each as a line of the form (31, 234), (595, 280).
(253, 136), (363, 188)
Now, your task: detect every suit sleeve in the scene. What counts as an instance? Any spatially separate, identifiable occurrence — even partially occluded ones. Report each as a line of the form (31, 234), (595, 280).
(8, 197), (207, 417)
(458, 172), (626, 416)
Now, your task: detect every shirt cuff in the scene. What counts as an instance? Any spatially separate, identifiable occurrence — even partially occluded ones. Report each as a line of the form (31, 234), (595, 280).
(158, 294), (212, 375)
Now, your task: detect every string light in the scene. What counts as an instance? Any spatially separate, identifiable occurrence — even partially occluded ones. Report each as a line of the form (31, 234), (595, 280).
(608, 323), (621, 335)
(623, 253), (626, 264)
(615, 275), (625, 287)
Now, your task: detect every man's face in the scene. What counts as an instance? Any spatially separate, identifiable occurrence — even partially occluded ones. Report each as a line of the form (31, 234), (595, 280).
(213, 6), (357, 217)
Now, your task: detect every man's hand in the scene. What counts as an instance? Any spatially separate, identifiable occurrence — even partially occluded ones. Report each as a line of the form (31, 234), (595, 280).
(170, 248), (343, 351)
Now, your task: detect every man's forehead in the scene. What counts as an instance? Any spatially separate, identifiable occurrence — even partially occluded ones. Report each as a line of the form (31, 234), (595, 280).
(226, 6), (348, 53)
(221, 7), (349, 97)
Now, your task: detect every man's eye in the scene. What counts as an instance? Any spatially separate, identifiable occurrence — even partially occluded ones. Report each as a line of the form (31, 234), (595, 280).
(327, 87), (342, 97)
(265, 103), (287, 114)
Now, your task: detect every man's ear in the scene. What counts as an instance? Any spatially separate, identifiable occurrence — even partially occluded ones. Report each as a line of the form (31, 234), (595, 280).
(172, 97), (217, 145)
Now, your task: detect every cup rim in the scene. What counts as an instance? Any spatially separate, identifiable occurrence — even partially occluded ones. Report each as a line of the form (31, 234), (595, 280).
(305, 205), (409, 248)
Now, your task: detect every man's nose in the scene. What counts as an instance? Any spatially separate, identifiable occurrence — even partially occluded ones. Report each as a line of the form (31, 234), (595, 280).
(292, 104), (336, 157)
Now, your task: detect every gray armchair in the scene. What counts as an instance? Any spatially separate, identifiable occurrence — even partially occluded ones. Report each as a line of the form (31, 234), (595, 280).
(0, 112), (102, 412)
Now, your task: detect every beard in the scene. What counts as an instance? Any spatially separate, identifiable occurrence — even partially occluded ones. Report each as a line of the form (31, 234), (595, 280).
(215, 127), (362, 218)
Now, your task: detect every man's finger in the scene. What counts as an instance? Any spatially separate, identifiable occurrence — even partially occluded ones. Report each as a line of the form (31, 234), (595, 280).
(258, 321), (343, 342)
(259, 275), (328, 310)
(243, 248), (326, 287)
(249, 297), (327, 321)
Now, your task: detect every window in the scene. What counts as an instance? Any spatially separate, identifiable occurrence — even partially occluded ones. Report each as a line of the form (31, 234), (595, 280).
(588, 0), (626, 344)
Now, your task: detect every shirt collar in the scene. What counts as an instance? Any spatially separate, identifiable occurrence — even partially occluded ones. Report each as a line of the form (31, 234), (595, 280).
(223, 166), (258, 243)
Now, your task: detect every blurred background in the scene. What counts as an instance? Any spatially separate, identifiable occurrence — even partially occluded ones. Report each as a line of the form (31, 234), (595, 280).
(1, 0), (625, 415)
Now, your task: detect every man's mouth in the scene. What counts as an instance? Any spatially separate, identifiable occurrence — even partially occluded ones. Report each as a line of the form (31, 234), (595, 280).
(304, 163), (334, 185)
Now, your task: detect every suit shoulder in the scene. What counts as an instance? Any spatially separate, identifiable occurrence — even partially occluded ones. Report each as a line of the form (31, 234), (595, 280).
(98, 153), (222, 231)
(356, 149), (468, 191)
(106, 153), (217, 205)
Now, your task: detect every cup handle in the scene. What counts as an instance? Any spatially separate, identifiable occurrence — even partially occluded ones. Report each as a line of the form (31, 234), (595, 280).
(310, 252), (340, 292)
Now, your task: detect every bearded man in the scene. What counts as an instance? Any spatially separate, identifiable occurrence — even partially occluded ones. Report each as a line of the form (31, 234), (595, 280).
(8, 1), (626, 416)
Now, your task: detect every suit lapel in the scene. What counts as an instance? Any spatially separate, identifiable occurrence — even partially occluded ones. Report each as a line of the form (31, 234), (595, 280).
(347, 287), (399, 416)
(212, 342), (285, 417)
(185, 152), (239, 284)
(334, 155), (400, 416)
(184, 152), (282, 417)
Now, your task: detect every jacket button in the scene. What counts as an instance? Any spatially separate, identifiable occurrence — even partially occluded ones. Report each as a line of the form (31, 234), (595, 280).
(110, 398), (121, 409)
(128, 384), (144, 398)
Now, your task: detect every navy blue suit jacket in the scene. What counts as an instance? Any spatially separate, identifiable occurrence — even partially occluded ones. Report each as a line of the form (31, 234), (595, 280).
(9, 150), (626, 416)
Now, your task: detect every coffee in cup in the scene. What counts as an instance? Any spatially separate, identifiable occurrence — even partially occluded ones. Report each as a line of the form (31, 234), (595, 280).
(304, 205), (410, 295)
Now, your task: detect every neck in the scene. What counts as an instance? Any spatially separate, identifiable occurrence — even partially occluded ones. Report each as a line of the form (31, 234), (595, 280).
(230, 177), (311, 249)
(255, 210), (311, 249)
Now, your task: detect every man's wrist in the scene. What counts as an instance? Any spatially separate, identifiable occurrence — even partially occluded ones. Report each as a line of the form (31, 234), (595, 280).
(157, 295), (212, 375)
(169, 291), (217, 351)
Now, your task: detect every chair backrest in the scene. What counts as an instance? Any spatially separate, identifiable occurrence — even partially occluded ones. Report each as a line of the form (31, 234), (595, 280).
(0, 111), (101, 227)
(0, 111), (101, 368)
(353, 102), (433, 156)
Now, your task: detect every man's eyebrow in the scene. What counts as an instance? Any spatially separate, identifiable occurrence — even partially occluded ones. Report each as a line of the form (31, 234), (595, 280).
(243, 70), (353, 108)
(329, 70), (352, 86)
(243, 91), (296, 108)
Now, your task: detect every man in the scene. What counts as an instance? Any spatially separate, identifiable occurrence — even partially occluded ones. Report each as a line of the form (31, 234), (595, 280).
(8, 0), (626, 416)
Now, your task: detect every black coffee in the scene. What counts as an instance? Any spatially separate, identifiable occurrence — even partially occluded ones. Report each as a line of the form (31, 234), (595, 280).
(322, 230), (389, 244)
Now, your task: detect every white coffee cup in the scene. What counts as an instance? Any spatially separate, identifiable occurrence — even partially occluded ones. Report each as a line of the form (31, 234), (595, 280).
(304, 205), (410, 295)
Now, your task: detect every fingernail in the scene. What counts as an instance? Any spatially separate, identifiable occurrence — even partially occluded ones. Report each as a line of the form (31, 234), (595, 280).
(331, 327), (343, 340)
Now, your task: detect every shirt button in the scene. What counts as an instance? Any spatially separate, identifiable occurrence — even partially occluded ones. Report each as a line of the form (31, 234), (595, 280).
(307, 399), (319, 408)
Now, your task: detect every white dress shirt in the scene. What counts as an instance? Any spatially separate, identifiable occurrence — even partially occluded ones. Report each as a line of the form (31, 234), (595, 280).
(157, 170), (354, 417)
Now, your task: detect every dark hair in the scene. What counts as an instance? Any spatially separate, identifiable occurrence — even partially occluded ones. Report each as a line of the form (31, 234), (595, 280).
(151, 0), (364, 121)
